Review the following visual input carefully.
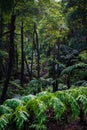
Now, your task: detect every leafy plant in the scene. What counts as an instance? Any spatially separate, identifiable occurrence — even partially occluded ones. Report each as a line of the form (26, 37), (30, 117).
(77, 95), (87, 115)
(27, 98), (46, 130)
(49, 97), (66, 120)
(61, 63), (87, 75)
(14, 105), (29, 130)
(4, 99), (23, 110)
(0, 114), (10, 130)
(0, 105), (12, 130)
(0, 87), (87, 130)
(55, 92), (80, 119)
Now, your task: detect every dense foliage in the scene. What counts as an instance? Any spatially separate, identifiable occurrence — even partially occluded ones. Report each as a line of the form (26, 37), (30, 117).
(0, 87), (87, 130)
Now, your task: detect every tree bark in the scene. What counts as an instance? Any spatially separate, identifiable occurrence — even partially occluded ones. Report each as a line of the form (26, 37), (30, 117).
(31, 32), (34, 80)
(15, 44), (18, 72)
(53, 47), (56, 92)
(66, 75), (70, 89)
(24, 54), (31, 80)
(34, 23), (40, 92)
(0, 14), (16, 104)
(34, 23), (40, 79)
(0, 13), (3, 80)
(21, 21), (24, 87)
(56, 39), (61, 91)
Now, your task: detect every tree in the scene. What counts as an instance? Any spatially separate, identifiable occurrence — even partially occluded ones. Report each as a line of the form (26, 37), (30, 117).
(65, 0), (87, 51)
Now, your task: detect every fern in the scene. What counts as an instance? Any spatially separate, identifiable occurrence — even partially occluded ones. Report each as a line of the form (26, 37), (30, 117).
(21, 94), (35, 103)
(67, 94), (80, 119)
(37, 91), (54, 104)
(78, 87), (87, 97)
(0, 87), (87, 130)
(0, 105), (13, 130)
(9, 81), (22, 90)
(37, 92), (66, 120)
(77, 95), (87, 114)
(27, 98), (46, 130)
(0, 105), (13, 114)
(4, 99), (22, 110)
(49, 97), (66, 120)
(67, 89), (80, 98)
(14, 105), (29, 130)
(61, 63), (87, 75)
(55, 92), (80, 119)
(0, 114), (10, 130)
(30, 124), (47, 130)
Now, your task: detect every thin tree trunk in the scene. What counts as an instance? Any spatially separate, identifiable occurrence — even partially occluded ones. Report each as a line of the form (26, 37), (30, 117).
(0, 13), (3, 42)
(34, 23), (40, 92)
(21, 21), (24, 87)
(24, 54), (31, 80)
(15, 44), (18, 72)
(0, 13), (3, 80)
(0, 14), (16, 104)
(53, 47), (56, 92)
(56, 39), (61, 91)
(34, 23), (40, 79)
(67, 75), (70, 89)
(31, 32), (34, 80)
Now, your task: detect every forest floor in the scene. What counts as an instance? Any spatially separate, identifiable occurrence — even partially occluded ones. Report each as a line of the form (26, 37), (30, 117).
(47, 120), (87, 130)
(46, 107), (87, 130)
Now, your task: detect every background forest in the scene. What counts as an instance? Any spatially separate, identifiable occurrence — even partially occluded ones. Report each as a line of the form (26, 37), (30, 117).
(0, 0), (87, 130)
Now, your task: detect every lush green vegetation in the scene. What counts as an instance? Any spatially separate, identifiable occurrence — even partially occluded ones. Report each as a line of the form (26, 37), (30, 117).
(0, 0), (87, 129)
(0, 87), (87, 130)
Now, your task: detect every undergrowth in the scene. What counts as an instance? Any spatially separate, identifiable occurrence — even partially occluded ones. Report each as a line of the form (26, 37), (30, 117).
(0, 87), (87, 130)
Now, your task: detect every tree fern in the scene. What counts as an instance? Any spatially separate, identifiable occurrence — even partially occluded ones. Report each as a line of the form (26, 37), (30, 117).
(61, 63), (87, 75)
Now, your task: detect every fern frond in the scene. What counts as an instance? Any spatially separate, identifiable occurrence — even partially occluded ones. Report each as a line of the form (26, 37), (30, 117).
(61, 63), (87, 75)
(37, 91), (54, 104)
(77, 95), (87, 114)
(55, 92), (80, 119)
(68, 94), (80, 119)
(27, 99), (46, 130)
(49, 97), (66, 120)
(21, 94), (35, 103)
(0, 105), (13, 114)
(0, 114), (10, 130)
(4, 99), (22, 110)
(30, 124), (47, 130)
(14, 105), (29, 130)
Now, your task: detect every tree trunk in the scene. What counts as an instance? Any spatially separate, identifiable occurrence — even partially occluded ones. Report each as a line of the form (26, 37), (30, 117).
(34, 23), (40, 79)
(21, 21), (24, 87)
(56, 39), (61, 91)
(53, 47), (56, 92)
(67, 75), (71, 89)
(24, 54), (31, 80)
(15, 44), (18, 73)
(0, 14), (16, 104)
(31, 32), (34, 80)
(34, 23), (40, 92)
(0, 13), (3, 80)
